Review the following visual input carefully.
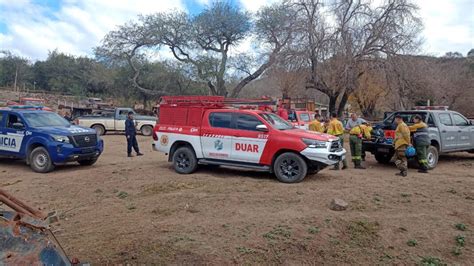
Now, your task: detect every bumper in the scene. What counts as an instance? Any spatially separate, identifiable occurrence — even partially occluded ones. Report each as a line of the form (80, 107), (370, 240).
(47, 139), (104, 163)
(300, 147), (347, 166)
(363, 140), (394, 154)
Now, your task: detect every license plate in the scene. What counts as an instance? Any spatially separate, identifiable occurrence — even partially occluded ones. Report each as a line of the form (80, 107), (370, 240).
(377, 148), (390, 153)
(81, 148), (95, 154)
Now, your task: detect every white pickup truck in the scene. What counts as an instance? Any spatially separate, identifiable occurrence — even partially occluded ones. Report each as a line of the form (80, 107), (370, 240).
(76, 107), (157, 136)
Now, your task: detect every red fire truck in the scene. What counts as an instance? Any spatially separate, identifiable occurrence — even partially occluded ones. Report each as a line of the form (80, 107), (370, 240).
(152, 96), (346, 183)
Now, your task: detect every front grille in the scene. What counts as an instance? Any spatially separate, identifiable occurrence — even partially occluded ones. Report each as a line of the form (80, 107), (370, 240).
(330, 140), (342, 152)
(71, 134), (97, 148)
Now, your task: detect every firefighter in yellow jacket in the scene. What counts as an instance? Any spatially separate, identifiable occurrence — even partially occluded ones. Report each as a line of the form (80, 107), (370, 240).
(348, 122), (371, 169)
(393, 115), (411, 176)
(308, 113), (325, 133)
(327, 112), (347, 170)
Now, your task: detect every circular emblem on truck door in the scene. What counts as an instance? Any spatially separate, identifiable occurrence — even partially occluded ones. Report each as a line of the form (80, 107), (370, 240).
(214, 139), (223, 151)
(160, 135), (169, 146)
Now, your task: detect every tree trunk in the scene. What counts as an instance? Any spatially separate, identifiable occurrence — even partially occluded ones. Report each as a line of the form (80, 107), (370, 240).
(328, 95), (337, 115)
(337, 91), (349, 117)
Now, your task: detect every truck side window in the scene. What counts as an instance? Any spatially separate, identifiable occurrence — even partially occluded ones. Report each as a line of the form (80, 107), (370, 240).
(209, 112), (233, 129)
(452, 114), (469, 126)
(438, 113), (453, 126)
(0, 112), (3, 127)
(236, 114), (263, 131)
(427, 114), (435, 127)
(7, 114), (24, 129)
(118, 110), (129, 119)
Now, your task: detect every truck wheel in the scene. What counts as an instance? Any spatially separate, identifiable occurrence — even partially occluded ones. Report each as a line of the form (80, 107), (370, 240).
(426, 145), (439, 170)
(141, 125), (153, 136)
(273, 152), (307, 183)
(78, 158), (98, 166)
(92, 124), (106, 136)
(172, 146), (198, 174)
(375, 153), (392, 164)
(29, 147), (55, 173)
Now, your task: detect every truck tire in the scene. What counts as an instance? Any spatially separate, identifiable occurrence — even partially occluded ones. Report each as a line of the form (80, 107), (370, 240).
(172, 146), (198, 174)
(92, 124), (106, 136)
(426, 145), (439, 170)
(29, 147), (55, 173)
(273, 152), (307, 183)
(141, 125), (153, 136)
(78, 158), (98, 166)
(375, 153), (392, 164)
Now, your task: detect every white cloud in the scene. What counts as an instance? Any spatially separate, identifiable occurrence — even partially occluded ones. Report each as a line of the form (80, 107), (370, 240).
(0, 0), (185, 60)
(418, 0), (473, 56)
(195, 0), (211, 6)
(239, 0), (278, 12)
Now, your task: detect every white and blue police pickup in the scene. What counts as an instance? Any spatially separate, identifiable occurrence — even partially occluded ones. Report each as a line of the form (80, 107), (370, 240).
(0, 107), (104, 173)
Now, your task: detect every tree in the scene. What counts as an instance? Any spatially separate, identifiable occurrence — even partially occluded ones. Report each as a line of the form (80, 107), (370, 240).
(0, 51), (32, 91)
(290, 0), (422, 115)
(467, 49), (474, 58)
(97, 1), (295, 97)
(443, 51), (463, 58)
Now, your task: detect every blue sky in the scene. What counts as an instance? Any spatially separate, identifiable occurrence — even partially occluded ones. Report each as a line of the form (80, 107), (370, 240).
(0, 0), (473, 60)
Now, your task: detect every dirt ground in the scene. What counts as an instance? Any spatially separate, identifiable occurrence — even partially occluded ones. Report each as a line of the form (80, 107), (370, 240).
(1, 135), (473, 265)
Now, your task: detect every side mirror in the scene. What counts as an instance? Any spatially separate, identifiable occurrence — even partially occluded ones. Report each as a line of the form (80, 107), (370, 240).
(256, 124), (268, 132)
(12, 122), (25, 130)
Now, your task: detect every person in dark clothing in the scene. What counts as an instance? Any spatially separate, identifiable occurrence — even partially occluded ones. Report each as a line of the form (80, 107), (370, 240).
(125, 111), (143, 157)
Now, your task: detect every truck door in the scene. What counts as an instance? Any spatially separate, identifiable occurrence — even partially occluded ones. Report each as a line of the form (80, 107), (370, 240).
(451, 113), (472, 150)
(200, 112), (234, 160)
(115, 109), (129, 131)
(230, 113), (268, 163)
(0, 113), (27, 156)
(437, 113), (457, 151)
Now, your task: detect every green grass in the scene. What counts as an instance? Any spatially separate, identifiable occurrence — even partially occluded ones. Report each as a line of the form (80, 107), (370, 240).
(236, 246), (256, 254)
(455, 223), (467, 231)
(407, 239), (418, 247)
(308, 226), (320, 234)
(420, 256), (446, 266)
(452, 247), (462, 256)
(455, 235), (465, 247)
(263, 225), (291, 241)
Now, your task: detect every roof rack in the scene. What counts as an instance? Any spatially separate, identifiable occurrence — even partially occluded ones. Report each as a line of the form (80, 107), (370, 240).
(414, 106), (449, 111)
(159, 96), (277, 109)
(160, 96), (225, 108)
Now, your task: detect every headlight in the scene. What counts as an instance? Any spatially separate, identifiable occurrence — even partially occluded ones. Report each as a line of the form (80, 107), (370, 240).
(52, 135), (70, 143)
(302, 138), (327, 148)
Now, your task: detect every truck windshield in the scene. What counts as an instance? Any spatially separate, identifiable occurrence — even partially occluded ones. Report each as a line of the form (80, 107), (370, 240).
(259, 113), (294, 130)
(23, 113), (70, 127)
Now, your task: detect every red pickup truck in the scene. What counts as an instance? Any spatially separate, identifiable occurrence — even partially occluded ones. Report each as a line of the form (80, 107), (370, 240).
(152, 96), (346, 183)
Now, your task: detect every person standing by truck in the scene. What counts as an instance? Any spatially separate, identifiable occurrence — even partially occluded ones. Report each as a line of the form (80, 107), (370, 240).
(348, 122), (371, 169)
(393, 115), (411, 177)
(361, 122), (373, 161)
(327, 112), (348, 170)
(125, 111), (144, 157)
(345, 113), (366, 131)
(309, 113), (325, 133)
(409, 115), (430, 173)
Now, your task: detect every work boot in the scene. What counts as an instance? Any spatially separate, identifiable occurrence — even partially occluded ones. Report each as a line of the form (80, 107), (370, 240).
(361, 157), (366, 162)
(354, 161), (366, 169)
(395, 171), (407, 177)
(331, 163), (340, 170)
(128, 153), (133, 158)
(418, 168), (428, 173)
(137, 152), (144, 156)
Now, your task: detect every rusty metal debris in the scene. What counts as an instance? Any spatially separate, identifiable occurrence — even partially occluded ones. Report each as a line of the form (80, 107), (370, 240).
(0, 188), (72, 265)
